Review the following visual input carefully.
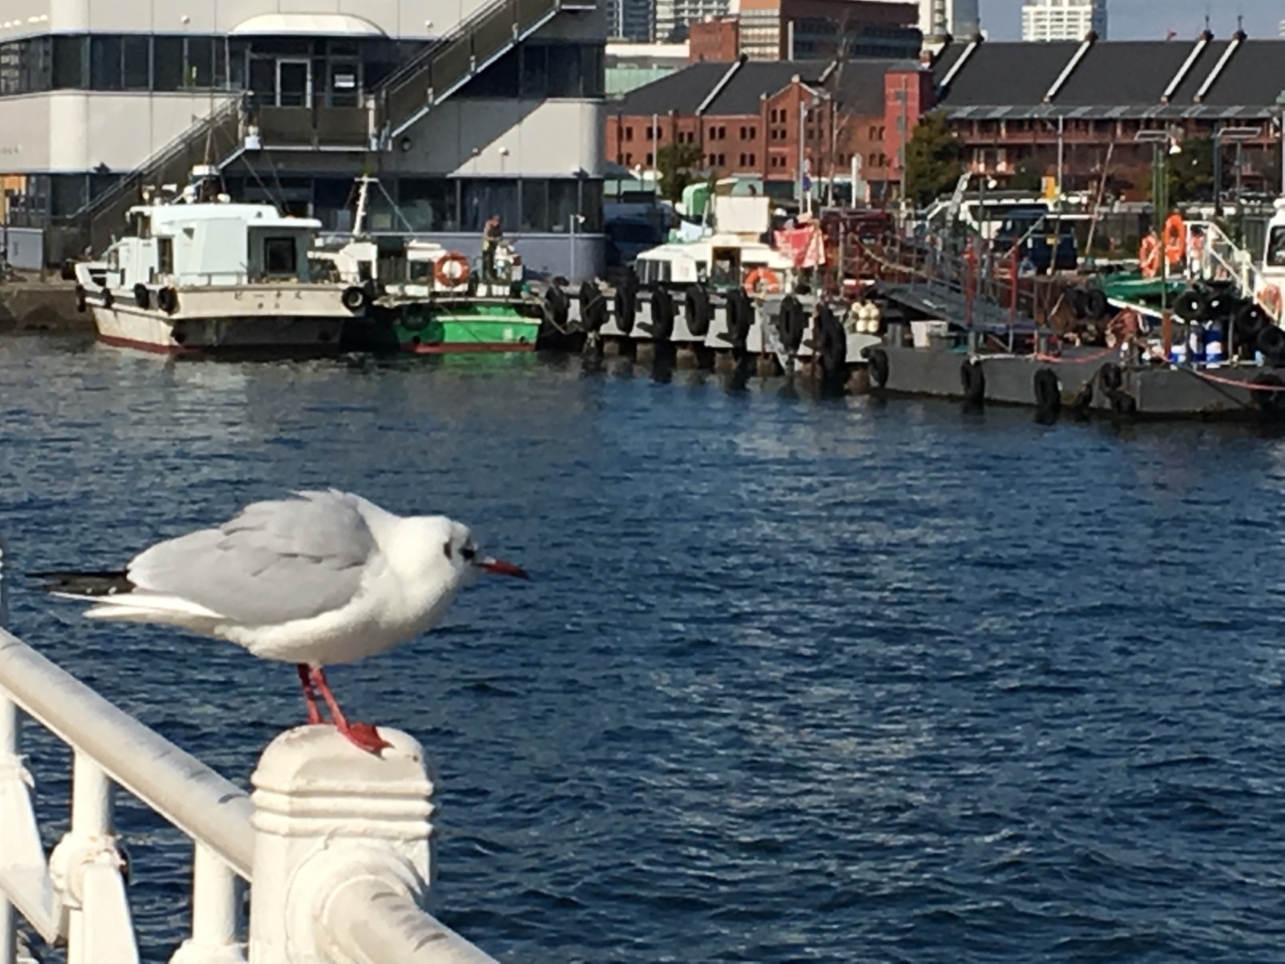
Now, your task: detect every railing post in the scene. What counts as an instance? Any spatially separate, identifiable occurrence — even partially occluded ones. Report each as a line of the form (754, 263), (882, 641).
(50, 752), (137, 964)
(0, 693), (16, 964)
(247, 727), (439, 963)
(169, 845), (246, 964)
(0, 538), (10, 964)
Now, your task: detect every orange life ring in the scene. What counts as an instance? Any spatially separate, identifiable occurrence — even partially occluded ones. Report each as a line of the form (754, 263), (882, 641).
(434, 253), (470, 287)
(1259, 284), (1282, 318)
(743, 267), (781, 295)
(1162, 212), (1186, 265)
(1138, 234), (1161, 279)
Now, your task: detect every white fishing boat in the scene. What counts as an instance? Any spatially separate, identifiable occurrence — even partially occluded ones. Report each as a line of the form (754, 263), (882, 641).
(73, 166), (363, 355)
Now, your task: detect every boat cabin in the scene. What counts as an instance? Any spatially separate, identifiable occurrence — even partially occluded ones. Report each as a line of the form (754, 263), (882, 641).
(107, 201), (322, 288)
(634, 233), (793, 289)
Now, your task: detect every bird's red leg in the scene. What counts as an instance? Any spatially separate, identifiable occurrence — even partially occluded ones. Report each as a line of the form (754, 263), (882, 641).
(296, 664), (323, 725)
(308, 666), (390, 754)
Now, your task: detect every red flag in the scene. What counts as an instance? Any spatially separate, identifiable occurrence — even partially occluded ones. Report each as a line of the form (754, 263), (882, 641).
(1165, 29), (1176, 40)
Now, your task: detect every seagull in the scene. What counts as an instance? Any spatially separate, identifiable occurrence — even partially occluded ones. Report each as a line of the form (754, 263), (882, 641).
(34, 489), (528, 753)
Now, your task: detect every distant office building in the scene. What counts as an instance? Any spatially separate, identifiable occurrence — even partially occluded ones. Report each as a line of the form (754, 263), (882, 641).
(608, 0), (657, 41)
(1279, 17), (1285, 38)
(1021, 0), (1106, 41)
(920, 0), (980, 40)
(713, 0), (920, 61)
(606, 41), (689, 93)
(655, 0), (732, 41)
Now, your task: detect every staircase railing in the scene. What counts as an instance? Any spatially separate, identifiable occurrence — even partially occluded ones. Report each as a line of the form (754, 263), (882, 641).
(0, 552), (497, 964)
(73, 95), (243, 256)
(376, 0), (588, 140)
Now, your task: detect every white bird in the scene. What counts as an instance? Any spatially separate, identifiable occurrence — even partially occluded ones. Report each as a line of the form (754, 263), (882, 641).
(36, 489), (528, 753)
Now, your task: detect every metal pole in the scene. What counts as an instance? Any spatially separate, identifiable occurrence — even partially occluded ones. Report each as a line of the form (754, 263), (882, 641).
(1280, 109), (1284, 197)
(797, 100), (806, 209)
(1213, 129), (1222, 217)
(1056, 115), (1064, 196)
(569, 213), (576, 282)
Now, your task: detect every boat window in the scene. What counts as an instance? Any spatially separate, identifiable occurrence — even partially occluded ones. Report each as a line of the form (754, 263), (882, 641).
(408, 260), (432, 281)
(710, 249), (739, 286)
(1267, 227), (1285, 267)
(157, 237), (173, 275)
(263, 237), (297, 277)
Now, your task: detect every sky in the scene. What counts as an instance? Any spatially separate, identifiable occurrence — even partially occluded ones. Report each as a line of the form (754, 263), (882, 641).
(978, 0), (1283, 40)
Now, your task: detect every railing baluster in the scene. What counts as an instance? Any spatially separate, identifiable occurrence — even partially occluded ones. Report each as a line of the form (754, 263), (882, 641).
(66, 752), (115, 964)
(0, 692), (15, 964)
(0, 539), (12, 964)
(170, 845), (245, 964)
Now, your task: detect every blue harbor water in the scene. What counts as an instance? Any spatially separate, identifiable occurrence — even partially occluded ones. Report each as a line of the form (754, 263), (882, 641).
(5, 335), (1285, 962)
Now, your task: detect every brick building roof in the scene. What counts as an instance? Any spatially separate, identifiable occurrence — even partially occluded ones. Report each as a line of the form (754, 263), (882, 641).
(934, 36), (1285, 119)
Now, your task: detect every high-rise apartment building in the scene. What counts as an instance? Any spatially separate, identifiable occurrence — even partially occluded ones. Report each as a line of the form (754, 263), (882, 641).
(608, 0), (658, 41)
(919, 0), (980, 40)
(1021, 0), (1106, 41)
(655, 0), (733, 41)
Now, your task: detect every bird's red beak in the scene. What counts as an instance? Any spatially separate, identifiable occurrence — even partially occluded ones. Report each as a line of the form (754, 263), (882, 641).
(480, 556), (529, 579)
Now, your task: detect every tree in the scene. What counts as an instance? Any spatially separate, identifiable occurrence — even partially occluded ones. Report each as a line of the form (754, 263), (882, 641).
(655, 143), (704, 203)
(902, 111), (963, 208)
(1167, 136), (1213, 205)
(1006, 162), (1045, 193)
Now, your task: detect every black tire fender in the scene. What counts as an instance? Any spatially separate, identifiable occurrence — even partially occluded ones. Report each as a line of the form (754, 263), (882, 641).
(684, 284), (711, 337)
(864, 346), (889, 387)
(341, 285), (368, 312)
(1098, 362), (1123, 392)
(960, 358), (985, 403)
(1033, 367), (1061, 415)
(133, 283), (150, 309)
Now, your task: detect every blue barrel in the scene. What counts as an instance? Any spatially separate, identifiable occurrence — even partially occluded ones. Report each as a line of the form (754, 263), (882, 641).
(1187, 326), (1204, 364)
(1203, 323), (1225, 366)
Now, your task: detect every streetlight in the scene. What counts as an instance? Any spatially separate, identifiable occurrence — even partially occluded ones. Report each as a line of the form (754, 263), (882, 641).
(1212, 125), (1259, 217)
(1135, 128), (1181, 359)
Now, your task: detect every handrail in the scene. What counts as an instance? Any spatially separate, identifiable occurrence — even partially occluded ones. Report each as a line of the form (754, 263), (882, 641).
(0, 629), (255, 878)
(67, 93), (241, 224)
(0, 620), (500, 963)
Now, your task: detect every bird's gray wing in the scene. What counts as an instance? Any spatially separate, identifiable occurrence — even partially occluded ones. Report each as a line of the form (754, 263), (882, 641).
(125, 490), (379, 626)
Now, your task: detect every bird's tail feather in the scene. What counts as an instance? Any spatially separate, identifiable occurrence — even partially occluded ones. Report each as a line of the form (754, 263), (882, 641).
(30, 570), (131, 596)
(50, 590), (224, 623)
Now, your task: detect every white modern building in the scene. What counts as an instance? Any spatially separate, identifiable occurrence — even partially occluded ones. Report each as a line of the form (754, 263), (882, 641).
(0, 0), (607, 279)
(919, 0), (980, 40)
(654, 0), (730, 42)
(607, 0), (656, 41)
(1020, 0), (1106, 41)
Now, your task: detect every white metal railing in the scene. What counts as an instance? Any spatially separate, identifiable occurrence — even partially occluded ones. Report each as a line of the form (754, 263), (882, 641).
(0, 544), (497, 964)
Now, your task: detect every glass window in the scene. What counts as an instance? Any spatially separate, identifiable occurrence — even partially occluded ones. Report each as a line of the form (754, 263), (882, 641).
(123, 35), (149, 90)
(462, 46), (517, 97)
(520, 44), (546, 98)
(520, 179), (546, 232)
(186, 36), (213, 87)
(546, 44), (580, 97)
(49, 174), (87, 217)
(580, 179), (603, 232)
(398, 178), (458, 231)
(460, 179), (517, 233)
(0, 43), (21, 95)
(328, 60), (360, 107)
(263, 236), (297, 276)
(152, 36), (183, 90)
(548, 180), (577, 232)
(52, 35), (86, 89)
(90, 35), (122, 90)
(158, 237), (173, 274)
(248, 57), (274, 100)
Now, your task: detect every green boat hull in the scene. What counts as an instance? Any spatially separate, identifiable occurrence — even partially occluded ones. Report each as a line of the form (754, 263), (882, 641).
(394, 302), (542, 354)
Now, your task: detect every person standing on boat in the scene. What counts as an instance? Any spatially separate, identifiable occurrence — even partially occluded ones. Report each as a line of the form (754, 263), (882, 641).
(481, 215), (503, 280)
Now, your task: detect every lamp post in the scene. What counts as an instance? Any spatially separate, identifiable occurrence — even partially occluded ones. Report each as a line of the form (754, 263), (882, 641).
(1213, 125), (1260, 218)
(1135, 128), (1181, 359)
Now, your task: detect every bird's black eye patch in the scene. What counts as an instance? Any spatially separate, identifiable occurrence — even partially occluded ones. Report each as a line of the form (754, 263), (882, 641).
(443, 541), (453, 560)
(461, 545), (476, 562)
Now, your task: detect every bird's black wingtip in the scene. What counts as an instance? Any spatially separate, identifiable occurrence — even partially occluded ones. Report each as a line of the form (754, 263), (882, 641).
(27, 570), (132, 596)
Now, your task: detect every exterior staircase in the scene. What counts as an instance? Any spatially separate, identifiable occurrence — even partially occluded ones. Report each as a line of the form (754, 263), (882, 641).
(374, 0), (594, 142)
(61, 0), (595, 262)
